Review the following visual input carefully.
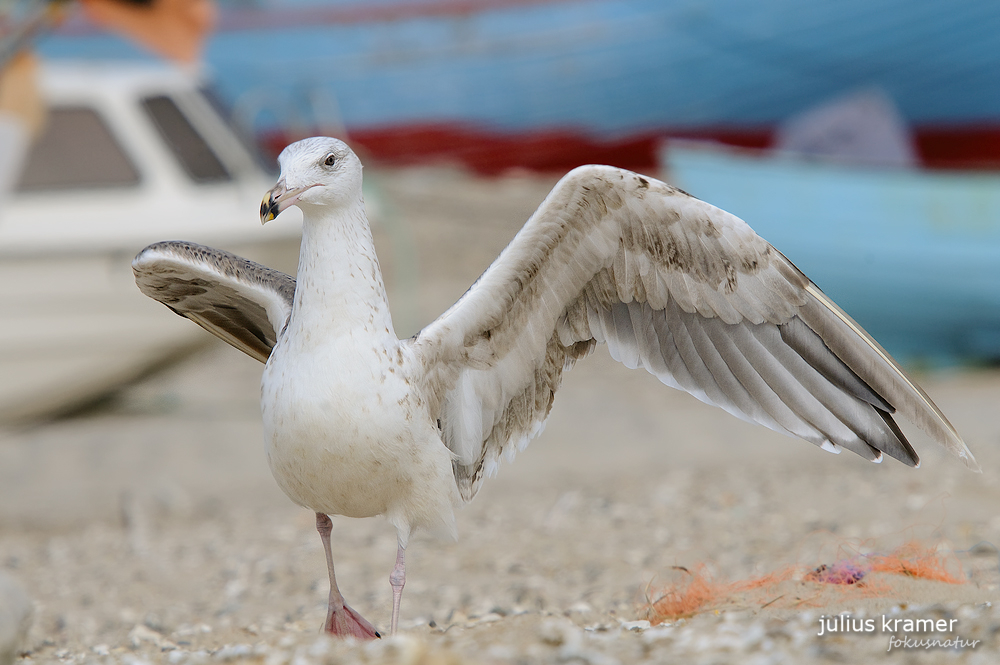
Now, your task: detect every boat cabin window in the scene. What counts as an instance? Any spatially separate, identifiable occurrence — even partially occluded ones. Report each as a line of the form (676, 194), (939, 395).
(199, 85), (277, 175)
(16, 106), (141, 191)
(142, 95), (231, 184)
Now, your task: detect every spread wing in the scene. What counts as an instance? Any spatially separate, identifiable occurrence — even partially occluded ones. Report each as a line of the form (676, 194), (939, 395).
(409, 165), (978, 501)
(132, 241), (295, 363)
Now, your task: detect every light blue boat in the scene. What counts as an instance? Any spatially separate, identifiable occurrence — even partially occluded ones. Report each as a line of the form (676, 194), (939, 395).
(662, 143), (1000, 364)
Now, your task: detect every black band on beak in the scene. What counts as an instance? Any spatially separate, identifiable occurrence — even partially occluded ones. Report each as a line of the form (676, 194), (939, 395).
(261, 194), (279, 224)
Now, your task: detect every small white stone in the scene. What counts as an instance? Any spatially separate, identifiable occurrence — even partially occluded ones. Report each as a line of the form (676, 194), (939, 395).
(620, 619), (651, 632)
(539, 618), (579, 647)
(128, 624), (166, 649)
(214, 643), (253, 661)
(0, 572), (32, 665)
(641, 625), (676, 642)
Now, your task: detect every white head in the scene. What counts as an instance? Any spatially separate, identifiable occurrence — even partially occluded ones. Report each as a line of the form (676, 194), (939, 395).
(260, 137), (363, 223)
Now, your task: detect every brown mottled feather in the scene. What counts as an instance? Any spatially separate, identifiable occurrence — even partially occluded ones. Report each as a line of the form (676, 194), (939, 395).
(410, 165), (976, 500)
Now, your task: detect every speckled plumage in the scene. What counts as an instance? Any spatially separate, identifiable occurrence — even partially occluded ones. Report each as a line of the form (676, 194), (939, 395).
(133, 137), (977, 638)
(259, 191), (460, 544)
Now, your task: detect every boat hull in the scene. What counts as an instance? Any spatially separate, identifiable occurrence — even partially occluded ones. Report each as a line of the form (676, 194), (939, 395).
(42, 0), (1000, 172)
(663, 143), (1000, 364)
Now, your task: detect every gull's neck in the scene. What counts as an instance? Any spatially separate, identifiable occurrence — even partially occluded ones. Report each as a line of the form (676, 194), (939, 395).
(289, 195), (397, 346)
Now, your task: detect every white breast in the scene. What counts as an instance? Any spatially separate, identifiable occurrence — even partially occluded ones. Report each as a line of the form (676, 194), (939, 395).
(261, 335), (459, 537)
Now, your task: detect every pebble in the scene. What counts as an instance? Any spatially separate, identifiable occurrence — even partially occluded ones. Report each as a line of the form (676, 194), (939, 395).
(0, 571), (31, 665)
(618, 620), (650, 632)
(128, 624), (175, 650)
(213, 643), (254, 661)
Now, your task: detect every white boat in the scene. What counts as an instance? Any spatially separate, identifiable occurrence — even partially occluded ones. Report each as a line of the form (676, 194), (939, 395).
(0, 60), (301, 423)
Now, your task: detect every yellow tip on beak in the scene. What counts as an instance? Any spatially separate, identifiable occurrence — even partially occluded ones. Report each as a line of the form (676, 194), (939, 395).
(260, 192), (278, 225)
(260, 180), (319, 224)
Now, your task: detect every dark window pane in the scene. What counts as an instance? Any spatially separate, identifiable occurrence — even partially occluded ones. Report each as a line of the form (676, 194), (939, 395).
(16, 107), (140, 191)
(142, 95), (231, 184)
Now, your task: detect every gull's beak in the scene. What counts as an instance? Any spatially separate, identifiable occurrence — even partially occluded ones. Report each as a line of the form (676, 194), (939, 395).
(260, 180), (318, 224)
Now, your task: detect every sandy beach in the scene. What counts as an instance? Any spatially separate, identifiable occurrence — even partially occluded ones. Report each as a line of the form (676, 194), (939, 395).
(1, 167), (998, 664)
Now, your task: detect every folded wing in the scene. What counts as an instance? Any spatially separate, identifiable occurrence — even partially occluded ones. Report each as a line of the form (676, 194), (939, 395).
(409, 166), (977, 501)
(132, 240), (295, 363)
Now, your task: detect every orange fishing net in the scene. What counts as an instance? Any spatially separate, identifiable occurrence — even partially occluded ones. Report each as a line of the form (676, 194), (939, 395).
(645, 540), (965, 624)
(866, 541), (964, 584)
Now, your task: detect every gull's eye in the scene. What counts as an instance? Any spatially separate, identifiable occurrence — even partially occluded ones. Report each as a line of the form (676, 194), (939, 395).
(324, 153), (337, 167)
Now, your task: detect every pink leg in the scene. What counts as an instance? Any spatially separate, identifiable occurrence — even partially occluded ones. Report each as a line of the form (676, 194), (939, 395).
(389, 542), (406, 635)
(315, 513), (380, 639)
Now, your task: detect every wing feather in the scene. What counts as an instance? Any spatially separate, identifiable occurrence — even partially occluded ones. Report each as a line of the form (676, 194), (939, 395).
(409, 165), (978, 500)
(133, 241), (295, 363)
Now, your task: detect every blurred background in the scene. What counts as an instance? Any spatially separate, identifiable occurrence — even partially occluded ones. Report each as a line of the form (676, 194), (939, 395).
(1, 0), (1000, 423)
(2, 4), (1000, 659)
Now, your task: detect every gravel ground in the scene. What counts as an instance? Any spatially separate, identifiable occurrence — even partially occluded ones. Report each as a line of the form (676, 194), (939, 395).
(1, 167), (999, 664)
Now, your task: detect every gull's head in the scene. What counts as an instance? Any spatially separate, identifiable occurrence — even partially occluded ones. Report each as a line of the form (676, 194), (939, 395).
(260, 137), (362, 224)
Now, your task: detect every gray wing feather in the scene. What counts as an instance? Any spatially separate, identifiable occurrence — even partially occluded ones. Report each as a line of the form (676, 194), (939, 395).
(778, 316), (893, 412)
(796, 286), (969, 465)
(133, 241), (295, 363)
(410, 165), (977, 500)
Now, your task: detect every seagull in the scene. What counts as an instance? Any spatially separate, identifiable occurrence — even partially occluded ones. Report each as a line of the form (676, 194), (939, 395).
(133, 137), (978, 639)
